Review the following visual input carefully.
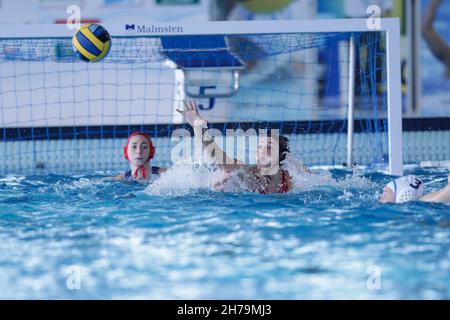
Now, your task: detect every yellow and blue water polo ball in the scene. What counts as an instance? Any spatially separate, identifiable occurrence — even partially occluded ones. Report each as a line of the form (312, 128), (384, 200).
(72, 23), (111, 62)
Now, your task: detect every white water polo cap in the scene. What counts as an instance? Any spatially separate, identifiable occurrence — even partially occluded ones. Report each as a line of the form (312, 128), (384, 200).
(385, 175), (424, 203)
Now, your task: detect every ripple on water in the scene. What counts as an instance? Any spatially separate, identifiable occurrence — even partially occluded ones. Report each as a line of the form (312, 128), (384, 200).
(0, 168), (449, 299)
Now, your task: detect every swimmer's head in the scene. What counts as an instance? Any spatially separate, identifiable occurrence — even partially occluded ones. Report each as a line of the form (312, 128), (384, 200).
(256, 133), (290, 170)
(123, 132), (155, 167)
(278, 135), (290, 163)
(380, 175), (424, 203)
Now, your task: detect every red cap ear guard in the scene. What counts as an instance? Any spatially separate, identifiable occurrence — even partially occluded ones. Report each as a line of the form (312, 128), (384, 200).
(123, 132), (155, 162)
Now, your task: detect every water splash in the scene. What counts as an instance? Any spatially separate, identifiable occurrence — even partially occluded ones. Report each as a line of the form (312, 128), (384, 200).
(282, 156), (377, 192)
(144, 155), (377, 198)
(144, 160), (223, 196)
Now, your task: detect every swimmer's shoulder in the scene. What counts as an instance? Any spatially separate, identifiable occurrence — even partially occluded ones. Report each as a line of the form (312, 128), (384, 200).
(101, 172), (127, 182)
(116, 172), (127, 181)
(111, 172), (129, 181)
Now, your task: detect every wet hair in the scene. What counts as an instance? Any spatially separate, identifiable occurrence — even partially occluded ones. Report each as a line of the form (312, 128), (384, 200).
(260, 132), (290, 164)
(278, 135), (290, 163)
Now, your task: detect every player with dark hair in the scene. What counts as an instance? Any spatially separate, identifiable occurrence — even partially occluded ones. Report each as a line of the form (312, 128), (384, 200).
(177, 99), (310, 193)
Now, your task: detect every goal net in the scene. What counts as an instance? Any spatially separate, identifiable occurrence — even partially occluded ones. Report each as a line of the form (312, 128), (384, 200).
(0, 19), (402, 175)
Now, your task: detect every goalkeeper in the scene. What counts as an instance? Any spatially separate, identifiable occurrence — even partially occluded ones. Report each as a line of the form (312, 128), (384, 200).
(177, 99), (310, 194)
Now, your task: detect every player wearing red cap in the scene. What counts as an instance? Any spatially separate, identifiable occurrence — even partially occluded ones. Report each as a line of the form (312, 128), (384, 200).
(115, 131), (165, 182)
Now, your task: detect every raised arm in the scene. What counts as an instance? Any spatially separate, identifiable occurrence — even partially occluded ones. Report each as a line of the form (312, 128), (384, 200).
(421, 0), (450, 67)
(176, 99), (244, 171)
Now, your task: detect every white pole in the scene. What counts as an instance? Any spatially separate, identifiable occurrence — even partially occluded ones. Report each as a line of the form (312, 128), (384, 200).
(406, 0), (414, 116)
(414, 0), (423, 116)
(386, 19), (404, 176)
(347, 36), (355, 168)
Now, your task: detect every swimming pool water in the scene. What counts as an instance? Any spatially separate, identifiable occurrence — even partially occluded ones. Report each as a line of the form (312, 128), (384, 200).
(0, 167), (449, 299)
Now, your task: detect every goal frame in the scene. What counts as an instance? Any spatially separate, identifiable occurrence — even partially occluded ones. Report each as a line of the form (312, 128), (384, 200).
(0, 19), (403, 175)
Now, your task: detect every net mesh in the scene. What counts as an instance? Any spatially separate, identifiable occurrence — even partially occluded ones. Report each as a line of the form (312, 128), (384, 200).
(0, 31), (389, 173)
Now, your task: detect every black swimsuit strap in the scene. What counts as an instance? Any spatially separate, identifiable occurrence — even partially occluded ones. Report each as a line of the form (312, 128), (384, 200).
(151, 166), (160, 175)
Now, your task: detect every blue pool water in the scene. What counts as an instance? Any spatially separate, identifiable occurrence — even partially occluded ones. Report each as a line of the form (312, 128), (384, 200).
(0, 167), (449, 299)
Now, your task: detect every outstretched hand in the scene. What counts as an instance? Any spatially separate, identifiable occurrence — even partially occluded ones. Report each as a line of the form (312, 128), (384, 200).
(176, 99), (207, 128)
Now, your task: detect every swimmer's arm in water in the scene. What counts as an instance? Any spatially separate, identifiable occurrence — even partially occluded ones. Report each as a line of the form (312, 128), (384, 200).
(419, 175), (450, 203)
(177, 99), (244, 172)
(104, 172), (134, 181)
(100, 173), (126, 181)
(113, 173), (126, 181)
(422, 0), (450, 67)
